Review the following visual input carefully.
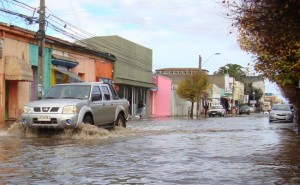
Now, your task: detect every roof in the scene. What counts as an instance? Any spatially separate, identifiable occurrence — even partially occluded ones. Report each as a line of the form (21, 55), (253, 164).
(156, 68), (209, 72)
(0, 22), (116, 62)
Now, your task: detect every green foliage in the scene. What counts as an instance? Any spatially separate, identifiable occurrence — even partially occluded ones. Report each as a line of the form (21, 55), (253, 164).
(214, 63), (246, 82)
(245, 83), (263, 102)
(225, 0), (300, 131)
(225, 0), (300, 106)
(176, 72), (210, 117)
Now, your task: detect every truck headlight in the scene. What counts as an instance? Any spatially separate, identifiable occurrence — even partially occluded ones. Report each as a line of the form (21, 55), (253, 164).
(62, 106), (77, 114)
(23, 106), (32, 114)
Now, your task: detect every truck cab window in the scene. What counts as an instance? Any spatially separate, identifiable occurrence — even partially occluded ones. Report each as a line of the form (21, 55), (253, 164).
(92, 86), (102, 101)
(109, 85), (119, 100)
(101, 86), (111, 100)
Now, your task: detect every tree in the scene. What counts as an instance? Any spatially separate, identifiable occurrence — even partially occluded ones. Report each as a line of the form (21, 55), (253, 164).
(176, 72), (210, 118)
(225, 0), (300, 132)
(245, 83), (263, 103)
(214, 63), (246, 82)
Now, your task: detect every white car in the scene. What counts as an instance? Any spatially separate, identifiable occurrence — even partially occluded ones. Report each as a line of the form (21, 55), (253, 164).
(208, 105), (226, 117)
(269, 104), (294, 123)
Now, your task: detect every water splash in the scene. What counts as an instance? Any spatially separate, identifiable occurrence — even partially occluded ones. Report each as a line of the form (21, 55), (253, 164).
(59, 124), (111, 140)
(6, 122), (25, 136)
(3, 122), (132, 140)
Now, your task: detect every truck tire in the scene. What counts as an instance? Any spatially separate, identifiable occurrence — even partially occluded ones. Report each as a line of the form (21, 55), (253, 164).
(83, 115), (93, 125)
(114, 113), (126, 128)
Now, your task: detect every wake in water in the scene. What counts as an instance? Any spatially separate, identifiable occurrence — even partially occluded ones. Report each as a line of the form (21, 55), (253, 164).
(2, 122), (129, 140)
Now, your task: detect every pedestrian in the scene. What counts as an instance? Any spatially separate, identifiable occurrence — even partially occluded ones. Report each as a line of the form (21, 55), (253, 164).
(138, 100), (145, 118)
(224, 100), (229, 114)
(204, 103), (209, 117)
(128, 98), (132, 115)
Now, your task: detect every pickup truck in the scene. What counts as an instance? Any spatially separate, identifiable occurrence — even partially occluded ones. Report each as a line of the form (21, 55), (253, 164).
(21, 82), (129, 129)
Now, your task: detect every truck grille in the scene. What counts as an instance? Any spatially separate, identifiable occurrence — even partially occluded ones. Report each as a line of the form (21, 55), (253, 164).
(33, 118), (58, 124)
(33, 107), (59, 112)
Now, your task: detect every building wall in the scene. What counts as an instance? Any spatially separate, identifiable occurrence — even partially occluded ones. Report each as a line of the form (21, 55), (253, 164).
(172, 87), (192, 116)
(69, 53), (96, 82)
(208, 84), (223, 105)
(150, 75), (171, 117)
(85, 36), (153, 87)
(208, 74), (225, 89)
(94, 59), (113, 81)
(29, 44), (52, 94)
(234, 81), (245, 104)
(0, 38), (31, 122)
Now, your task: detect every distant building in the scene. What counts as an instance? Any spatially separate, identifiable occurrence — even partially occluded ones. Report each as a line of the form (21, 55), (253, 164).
(155, 68), (210, 116)
(264, 93), (283, 107)
(81, 35), (156, 117)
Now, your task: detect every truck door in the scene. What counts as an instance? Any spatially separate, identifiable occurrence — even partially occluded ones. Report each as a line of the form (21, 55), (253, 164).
(101, 85), (116, 122)
(90, 86), (106, 125)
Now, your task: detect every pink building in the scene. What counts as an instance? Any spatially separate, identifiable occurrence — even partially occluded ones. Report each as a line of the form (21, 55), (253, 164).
(150, 74), (172, 117)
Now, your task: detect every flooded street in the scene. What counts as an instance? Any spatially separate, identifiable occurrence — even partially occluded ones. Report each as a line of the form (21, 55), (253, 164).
(0, 114), (300, 184)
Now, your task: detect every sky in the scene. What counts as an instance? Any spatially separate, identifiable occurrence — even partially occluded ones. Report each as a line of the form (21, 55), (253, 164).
(0, 0), (284, 100)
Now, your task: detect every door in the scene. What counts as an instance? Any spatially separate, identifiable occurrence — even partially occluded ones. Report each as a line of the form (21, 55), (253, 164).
(5, 81), (8, 119)
(90, 86), (105, 125)
(101, 85), (116, 122)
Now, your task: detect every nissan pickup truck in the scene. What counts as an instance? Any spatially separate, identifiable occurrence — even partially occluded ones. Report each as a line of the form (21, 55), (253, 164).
(21, 82), (129, 129)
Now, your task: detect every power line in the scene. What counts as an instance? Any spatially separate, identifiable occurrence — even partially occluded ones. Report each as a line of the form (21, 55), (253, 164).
(0, 0), (161, 73)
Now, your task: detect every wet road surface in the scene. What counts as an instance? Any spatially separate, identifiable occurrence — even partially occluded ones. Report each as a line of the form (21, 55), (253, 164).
(0, 114), (300, 184)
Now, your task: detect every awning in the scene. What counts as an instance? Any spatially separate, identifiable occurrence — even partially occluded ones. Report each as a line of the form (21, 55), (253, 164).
(52, 54), (79, 68)
(114, 77), (156, 88)
(54, 66), (83, 82)
(5, 56), (33, 81)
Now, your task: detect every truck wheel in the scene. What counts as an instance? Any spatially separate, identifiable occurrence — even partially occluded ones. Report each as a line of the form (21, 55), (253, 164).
(115, 113), (126, 128)
(83, 115), (93, 125)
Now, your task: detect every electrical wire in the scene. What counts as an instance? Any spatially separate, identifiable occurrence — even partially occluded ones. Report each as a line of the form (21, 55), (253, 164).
(0, 0), (167, 72)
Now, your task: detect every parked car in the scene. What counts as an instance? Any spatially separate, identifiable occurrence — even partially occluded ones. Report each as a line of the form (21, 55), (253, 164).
(239, 105), (250, 115)
(22, 82), (129, 129)
(249, 105), (256, 113)
(269, 104), (294, 123)
(208, 105), (226, 117)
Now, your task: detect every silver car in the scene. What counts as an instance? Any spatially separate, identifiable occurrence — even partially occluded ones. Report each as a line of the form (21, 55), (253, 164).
(22, 82), (129, 129)
(269, 104), (294, 123)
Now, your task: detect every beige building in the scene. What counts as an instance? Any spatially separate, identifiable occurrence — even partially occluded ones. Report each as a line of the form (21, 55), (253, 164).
(233, 81), (245, 104)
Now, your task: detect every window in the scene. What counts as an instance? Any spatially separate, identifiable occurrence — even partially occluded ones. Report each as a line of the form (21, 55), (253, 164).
(108, 85), (119, 100)
(101, 86), (111, 100)
(92, 86), (102, 101)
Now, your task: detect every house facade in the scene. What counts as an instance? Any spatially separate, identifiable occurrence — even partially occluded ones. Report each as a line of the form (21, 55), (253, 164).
(155, 68), (209, 116)
(150, 74), (172, 117)
(0, 23), (115, 125)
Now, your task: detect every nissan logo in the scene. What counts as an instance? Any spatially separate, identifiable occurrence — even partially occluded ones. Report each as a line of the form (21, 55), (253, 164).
(42, 107), (49, 112)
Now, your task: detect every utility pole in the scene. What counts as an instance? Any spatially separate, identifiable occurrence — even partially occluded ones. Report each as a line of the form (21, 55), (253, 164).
(196, 55), (202, 117)
(198, 55), (202, 72)
(37, 0), (45, 99)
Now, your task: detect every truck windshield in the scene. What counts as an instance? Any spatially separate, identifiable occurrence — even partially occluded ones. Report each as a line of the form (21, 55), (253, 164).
(43, 85), (91, 100)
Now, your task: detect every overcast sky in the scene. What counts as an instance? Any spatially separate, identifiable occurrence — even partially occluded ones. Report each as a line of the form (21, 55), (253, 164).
(0, 0), (284, 99)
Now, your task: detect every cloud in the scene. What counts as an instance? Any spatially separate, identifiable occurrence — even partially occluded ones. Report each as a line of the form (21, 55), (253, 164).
(1, 0), (283, 96)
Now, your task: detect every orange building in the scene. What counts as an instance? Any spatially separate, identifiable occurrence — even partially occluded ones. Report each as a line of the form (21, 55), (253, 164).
(0, 23), (115, 125)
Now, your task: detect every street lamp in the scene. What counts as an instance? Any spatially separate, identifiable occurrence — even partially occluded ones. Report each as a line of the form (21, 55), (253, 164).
(199, 52), (221, 72)
(253, 91), (255, 101)
(197, 52), (221, 117)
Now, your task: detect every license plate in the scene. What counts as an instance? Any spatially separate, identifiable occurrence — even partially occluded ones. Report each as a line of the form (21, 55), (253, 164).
(38, 115), (51, 121)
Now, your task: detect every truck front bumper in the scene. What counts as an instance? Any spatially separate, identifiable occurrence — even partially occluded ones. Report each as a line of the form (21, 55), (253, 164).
(21, 113), (81, 129)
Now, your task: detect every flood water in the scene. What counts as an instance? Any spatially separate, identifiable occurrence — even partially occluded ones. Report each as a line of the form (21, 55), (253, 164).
(0, 115), (300, 184)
